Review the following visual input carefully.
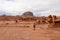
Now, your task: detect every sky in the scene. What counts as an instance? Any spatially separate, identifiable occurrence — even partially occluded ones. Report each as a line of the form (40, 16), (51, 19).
(0, 0), (60, 16)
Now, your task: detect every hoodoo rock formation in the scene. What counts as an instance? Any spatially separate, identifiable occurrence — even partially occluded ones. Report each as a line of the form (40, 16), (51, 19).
(22, 11), (34, 16)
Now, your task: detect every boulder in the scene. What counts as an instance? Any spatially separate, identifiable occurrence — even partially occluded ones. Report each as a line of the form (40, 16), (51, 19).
(22, 11), (34, 16)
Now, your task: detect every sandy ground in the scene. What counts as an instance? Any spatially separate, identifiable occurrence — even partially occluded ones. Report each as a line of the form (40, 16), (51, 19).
(0, 24), (60, 40)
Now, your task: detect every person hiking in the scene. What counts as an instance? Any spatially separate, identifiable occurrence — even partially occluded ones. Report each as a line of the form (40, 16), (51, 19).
(33, 22), (36, 31)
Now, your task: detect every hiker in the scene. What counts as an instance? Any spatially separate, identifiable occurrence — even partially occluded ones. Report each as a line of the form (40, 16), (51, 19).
(33, 22), (36, 31)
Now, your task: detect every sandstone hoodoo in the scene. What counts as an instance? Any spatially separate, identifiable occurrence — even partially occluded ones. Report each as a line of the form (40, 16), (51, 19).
(22, 11), (34, 16)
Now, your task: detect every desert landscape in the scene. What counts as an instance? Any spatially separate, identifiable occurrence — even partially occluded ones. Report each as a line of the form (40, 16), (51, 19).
(0, 12), (60, 40)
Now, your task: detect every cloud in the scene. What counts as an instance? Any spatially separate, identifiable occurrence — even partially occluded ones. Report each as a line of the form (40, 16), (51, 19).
(0, 0), (60, 16)
(0, 0), (15, 1)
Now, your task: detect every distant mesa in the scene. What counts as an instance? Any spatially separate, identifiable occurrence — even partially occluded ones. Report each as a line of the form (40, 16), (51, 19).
(22, 11), (34, 16)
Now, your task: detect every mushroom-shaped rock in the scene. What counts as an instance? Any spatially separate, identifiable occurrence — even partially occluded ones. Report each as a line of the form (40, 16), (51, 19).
(53, 15), (57, 20)
(48, 15), (52, 18)
(47, 15), (53, 23)
(22, 11), (34, 16)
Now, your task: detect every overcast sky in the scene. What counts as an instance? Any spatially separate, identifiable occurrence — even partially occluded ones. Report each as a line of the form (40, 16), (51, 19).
(0, 0), (60, 16)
